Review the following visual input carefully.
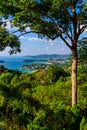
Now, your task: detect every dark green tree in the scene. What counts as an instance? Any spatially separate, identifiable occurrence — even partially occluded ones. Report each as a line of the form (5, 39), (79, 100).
(0, 0), (87, 106)
(78, 38), (87, 64)
(0, 26), (21, 54)
(46, 65), (68, 83)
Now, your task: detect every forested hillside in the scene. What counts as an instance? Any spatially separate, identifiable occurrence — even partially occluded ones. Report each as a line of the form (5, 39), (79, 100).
(0, 65), (87, 130)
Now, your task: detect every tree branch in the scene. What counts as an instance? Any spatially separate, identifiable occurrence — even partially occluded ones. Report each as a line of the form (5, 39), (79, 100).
(60, 35), (72, 49)
(65, 32), (73, 43)
(80, 24), (87, 34)
(18, 31), (34, 37)
(10, 29), (20, 35)
(68, 25), (73, 39)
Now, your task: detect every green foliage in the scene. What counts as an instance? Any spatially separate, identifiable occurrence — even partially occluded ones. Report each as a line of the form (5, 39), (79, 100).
(0, 65), (5, 73)
(0, 0), (87, 108)
(77, 65), (87, 107)
(0, 27), (21, 54)
(80, 116), (87, 130)
(78, 38), (87, 64)
(0, 0), (87, 41)
(0, 65), (87, 129)
(45, 65), (69, 83)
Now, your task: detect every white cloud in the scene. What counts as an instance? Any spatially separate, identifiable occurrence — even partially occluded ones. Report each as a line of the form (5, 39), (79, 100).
(61, 41), (64, 44)
(20, 36), (57, 43)
(84, 28), (87, 32)
(49, 39), (56, 43)
(80, 25), (87, 33)
(1, 19), (11, 30)
(3, 20), (18, 31)
(25, 27), (31, 31)
(45, 47), (49, 50)
(61, 47), (65, 51)
(5, 21), (11, 30)
(20, 36), (43, 41)
(51, 43), (55, 46)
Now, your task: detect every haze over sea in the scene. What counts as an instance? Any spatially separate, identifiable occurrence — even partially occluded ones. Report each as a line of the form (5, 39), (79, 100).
(0, 56), (48, 73)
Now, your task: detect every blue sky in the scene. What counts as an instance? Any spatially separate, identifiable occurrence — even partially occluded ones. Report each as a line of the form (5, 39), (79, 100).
(0, 35), (71, 56)
(0, 20), (87, 56)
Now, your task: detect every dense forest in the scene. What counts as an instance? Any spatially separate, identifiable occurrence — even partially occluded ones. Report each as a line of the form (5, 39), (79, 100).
(0, 64), (87, 130)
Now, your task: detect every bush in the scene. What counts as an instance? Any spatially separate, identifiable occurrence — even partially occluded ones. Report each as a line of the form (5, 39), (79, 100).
(45, 65), (69, 83)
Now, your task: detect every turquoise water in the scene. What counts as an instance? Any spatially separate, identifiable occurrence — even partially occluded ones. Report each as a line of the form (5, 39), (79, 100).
(0, 56), (47, 73)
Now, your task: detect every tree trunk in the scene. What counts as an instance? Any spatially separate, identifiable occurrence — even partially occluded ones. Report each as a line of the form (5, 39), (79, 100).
(71, 47), (78, 106)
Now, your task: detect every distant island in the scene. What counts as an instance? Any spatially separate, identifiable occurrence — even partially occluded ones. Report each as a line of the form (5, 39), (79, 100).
(25, 54), (70, 59)
(23, 59), (47, 62)
(23, 54), (70, 63)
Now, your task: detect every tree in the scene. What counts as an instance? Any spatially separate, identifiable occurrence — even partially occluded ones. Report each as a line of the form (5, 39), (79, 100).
(0, 21), (21, 54)
(78, 38), (87, 64)
(0, 0), (87, 106)
(46, 65), (69, 83)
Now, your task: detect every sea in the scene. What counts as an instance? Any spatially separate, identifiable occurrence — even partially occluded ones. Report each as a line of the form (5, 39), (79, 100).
(0, 56), (47, 73)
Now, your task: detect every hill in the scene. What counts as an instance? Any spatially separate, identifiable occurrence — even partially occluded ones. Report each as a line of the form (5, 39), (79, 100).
(25, 54), (70, 59)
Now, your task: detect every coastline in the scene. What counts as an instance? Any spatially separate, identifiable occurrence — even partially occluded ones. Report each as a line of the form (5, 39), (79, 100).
(0, 56), (52, 73)
(0, 55), (69, 73)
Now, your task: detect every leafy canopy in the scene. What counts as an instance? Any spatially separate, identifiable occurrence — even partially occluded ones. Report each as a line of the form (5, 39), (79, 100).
(78, 38), (87, 63)
(0, 0), (87, 47)
(0, 26), (21, 54)
(0, 0), (87, 55)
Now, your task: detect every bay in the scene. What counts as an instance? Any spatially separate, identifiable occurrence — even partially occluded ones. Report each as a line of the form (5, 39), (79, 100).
(0, 56), (47, 73)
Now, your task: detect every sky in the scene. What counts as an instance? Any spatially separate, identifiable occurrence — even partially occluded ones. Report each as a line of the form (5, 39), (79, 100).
(0, 20), (87, 56)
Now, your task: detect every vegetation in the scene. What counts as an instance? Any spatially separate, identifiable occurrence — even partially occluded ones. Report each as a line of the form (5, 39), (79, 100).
(78, 38), (87, 64)
(0, 26), (21, 54)
(22, 64), (49, 71)
(0, 0), (87, 129)
(0, 0), (87, 106)
(0, 65), (87, 130)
